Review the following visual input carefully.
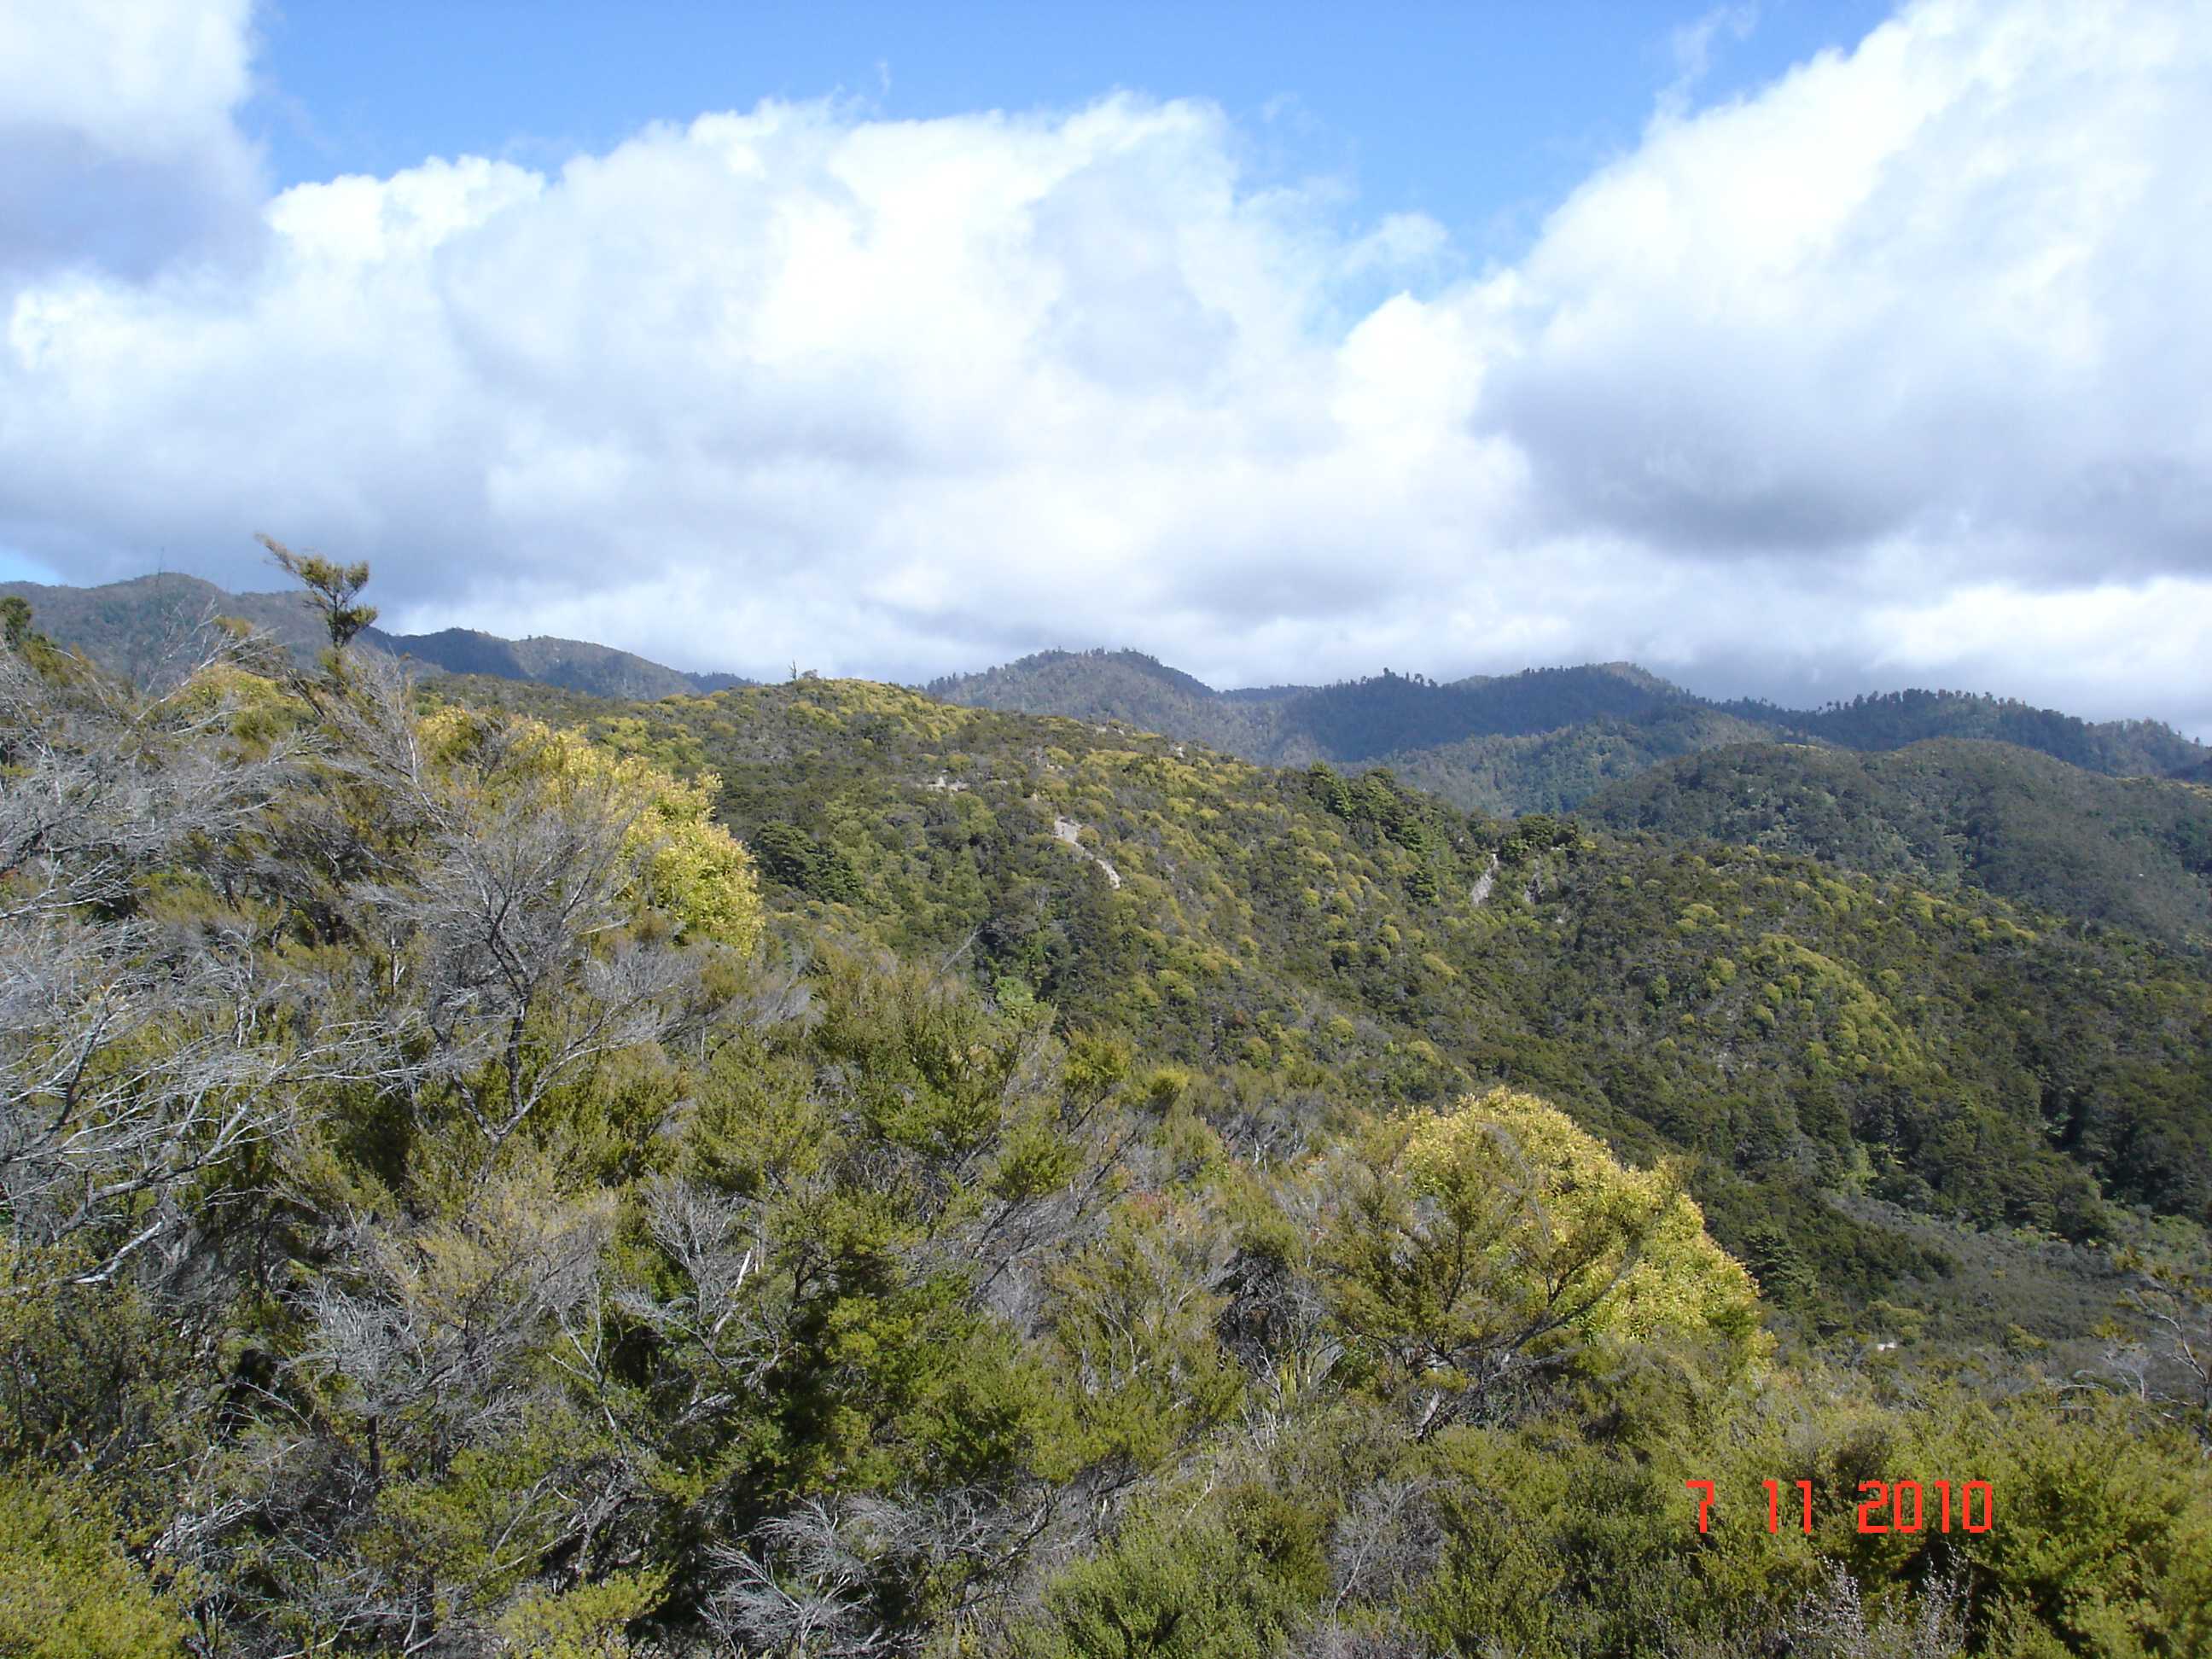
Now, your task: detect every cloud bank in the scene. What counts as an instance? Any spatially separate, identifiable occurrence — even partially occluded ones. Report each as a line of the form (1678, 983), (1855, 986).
(0, 0), (265, 279)
(3, 0), (2208, 733)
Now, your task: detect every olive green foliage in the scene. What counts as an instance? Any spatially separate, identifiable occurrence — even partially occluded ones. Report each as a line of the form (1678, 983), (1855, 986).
(437, 674), (2212, 1292)
(416, 705), (764, 949)
(9, 589), (2212, 1657)
(1372, 704), (1782, 817)
(0, 1470), (189, 1657)
(1004, 1366), (2212, 1659)
(259, 530), (378, 648)
(1015, 1497), (1318, 1658)
(1588, 737), (2212, 946)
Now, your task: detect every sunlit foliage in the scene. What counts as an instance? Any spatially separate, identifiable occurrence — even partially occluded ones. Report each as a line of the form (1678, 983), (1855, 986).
(4, 578), (2209, 1657)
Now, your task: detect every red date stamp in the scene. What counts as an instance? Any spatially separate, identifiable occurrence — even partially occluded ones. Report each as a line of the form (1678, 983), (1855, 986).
(1685, 1479), (1992, 1534)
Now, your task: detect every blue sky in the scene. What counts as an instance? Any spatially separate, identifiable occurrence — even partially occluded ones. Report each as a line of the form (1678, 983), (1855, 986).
(247, 1), (1886, 265)
(3, 1), (2208, 733)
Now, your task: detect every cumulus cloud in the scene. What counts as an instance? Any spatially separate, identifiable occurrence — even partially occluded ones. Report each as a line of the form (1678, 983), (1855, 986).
(1, 0), (2209, 735)
(1482, 0), (2212, 577)
(0, 0), (265, 278)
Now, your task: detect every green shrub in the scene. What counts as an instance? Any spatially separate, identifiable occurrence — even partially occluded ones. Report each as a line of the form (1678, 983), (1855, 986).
(0, 1470), (189, 1658)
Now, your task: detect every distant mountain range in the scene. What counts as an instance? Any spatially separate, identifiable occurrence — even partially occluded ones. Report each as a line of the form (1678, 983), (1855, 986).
(925, 650), (2212, 947)
(21, 580), (2199, 793)
(0, 573), (751, 701)
(926, 649), (2207, 808)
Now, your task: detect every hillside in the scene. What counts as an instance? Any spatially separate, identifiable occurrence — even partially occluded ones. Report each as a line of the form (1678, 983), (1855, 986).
(930, 655), (1813, 813)
(382, 625), (750, 699)
(11, 614), (2210, 1656)
(1726, 688), (2207, 776)
(927, 651), (2209, 815)
(446, 672), (2212, 1288)
(0, 573), (346, 676)
(0, 573), (750, 699)
(926, 656), (1717, 783)
(1587, 739), (2212, 948)
(1371, 707), (1784, 816)
(926, 648), (1289, 753)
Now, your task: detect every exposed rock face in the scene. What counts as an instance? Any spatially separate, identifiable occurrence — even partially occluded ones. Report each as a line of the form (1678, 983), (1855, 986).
(1470, 853), (1500, 907)
(1052, 816), (1122, 889)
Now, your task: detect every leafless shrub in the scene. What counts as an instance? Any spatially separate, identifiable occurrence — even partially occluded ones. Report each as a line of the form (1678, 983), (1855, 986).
(2103, 1264), (2212, 1447)
(299, 1184), (616, 1438)
(1691, 1562), (1970, 1659)
(705, 1499), (892, 1656)
(1326, 1479), (1442, 1615)
(1294, 1617), (1441, 1659)
(0, 630), (300, 923)
(614, 1177), (795, 1414)
(0, 911), (359, 1281)
(703, 1488), (1063, 1658)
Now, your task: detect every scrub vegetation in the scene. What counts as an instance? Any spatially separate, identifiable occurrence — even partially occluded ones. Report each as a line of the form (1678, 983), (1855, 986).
(3, 582), (2208, 1656)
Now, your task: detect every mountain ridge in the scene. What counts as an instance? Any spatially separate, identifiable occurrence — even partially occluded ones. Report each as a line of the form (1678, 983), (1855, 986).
(14, 573), (2207, 825)
(0, 573), (753, 701)
(928, 646), (2209, 802)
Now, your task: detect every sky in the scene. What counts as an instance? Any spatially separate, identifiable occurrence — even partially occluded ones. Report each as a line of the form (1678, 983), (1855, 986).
(2, 0), (2208, 734)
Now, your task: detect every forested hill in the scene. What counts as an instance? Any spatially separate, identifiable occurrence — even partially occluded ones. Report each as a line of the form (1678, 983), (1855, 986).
(927, 650), (2209, 815)
(380, 625), (751, 699)
(926, 655), (1711, 774)
(1721, 688), (2205, 777)
(0, 573), (751, 700)
(449, 671), (2212, 1270)
(9, 602), (2211, 1656)
(1586, 740), (2212, 949)
(924, 647), (1289, 753)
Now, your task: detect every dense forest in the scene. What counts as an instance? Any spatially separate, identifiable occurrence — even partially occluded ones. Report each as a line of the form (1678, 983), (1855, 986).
(445, 670), (2212, 1263)
(1724, 691), (2205, 779)
(923, 657), (1763, 799)
(927, 655), (2209, 818)
(1586, 741), (2212, 948)
(925, 657), (2212, 933)
(4, 583), (2209, 1657)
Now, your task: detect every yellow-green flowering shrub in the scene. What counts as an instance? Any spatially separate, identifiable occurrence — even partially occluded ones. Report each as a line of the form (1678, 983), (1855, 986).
(416, 708), (761, 949)
(0, 1471), (189, 1658)
(1327, 1087), (1767, 1413)
(1399, 1088), (1763, 1350)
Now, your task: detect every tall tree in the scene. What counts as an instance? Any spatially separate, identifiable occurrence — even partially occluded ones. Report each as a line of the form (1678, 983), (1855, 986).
(258, 532), (378, 649)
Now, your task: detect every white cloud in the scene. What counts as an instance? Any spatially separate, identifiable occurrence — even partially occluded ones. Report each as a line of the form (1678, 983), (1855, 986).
(0, 0), (253, 157)
(1478, 0), (2212, 579)
(0, 0), (265, 277)
(1664, 3), (1760, 114)
(1, 0), (2209, 737)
